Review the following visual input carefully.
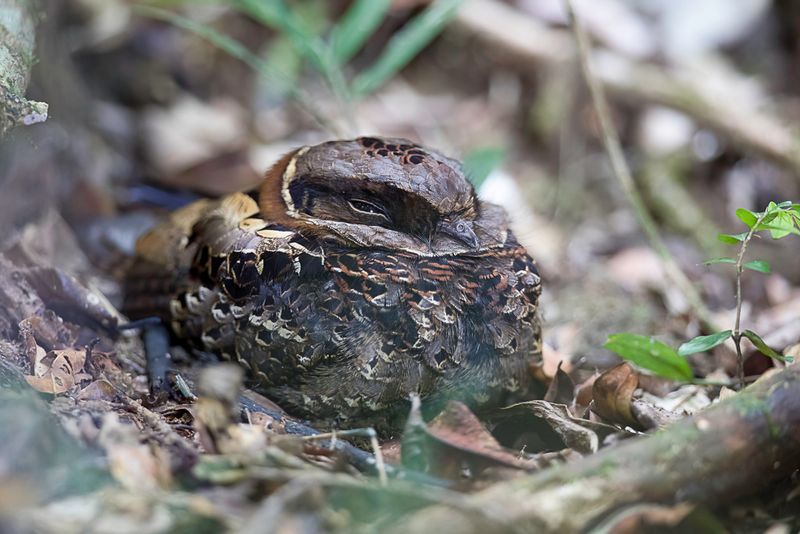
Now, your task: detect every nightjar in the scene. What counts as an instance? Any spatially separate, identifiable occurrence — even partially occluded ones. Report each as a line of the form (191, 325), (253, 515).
(125, 137), (542, 431)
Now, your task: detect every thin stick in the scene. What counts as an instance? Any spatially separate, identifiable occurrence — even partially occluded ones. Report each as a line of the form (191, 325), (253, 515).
(302, 428), (388, 486)
(732, 212), (767, 388)
(563, 0), (718, 331)
(369, 430), (388, 487)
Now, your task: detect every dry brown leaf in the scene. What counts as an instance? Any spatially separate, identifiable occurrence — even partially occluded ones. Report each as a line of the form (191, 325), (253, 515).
(543, 361), (576, 405)
(76, 379), (117, 401)
(6, 260), (120, 332)
(24, 347), (88, 394)
(592, 362), (639, 427)
(402, 400), (536, 481)
(503, 400), (622, 454)
(19, 313), (78, 351)
(574, 371), (600, 411)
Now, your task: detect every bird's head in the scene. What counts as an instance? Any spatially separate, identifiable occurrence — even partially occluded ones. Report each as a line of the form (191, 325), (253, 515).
(259, 137), (508, 255)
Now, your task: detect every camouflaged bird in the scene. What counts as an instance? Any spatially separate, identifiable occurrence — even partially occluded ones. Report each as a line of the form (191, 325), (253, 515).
(125, 137), (542, 431)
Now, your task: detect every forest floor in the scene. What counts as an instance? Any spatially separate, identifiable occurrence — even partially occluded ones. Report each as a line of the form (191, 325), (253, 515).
(1, 1), (799, 532)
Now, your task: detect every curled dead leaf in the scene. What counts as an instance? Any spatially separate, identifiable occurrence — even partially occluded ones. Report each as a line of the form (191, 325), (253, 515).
(574, 371), (600, 412)
(543, 362), (576, 406)
(503, 400), (622, 454)
(24, 347), (88, 394)
(592, 362), (640, 428)
(402, 400), (536, 481)
(19, 313), (77, 351)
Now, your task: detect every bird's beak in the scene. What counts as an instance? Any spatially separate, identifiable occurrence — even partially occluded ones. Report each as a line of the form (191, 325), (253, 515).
(441, 219), (480, 249)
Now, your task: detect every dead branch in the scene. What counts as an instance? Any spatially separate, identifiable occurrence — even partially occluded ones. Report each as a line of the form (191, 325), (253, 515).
(391, 364), (800, 533)
(0, 0), (48, 136)
(455, 0), (800, 178)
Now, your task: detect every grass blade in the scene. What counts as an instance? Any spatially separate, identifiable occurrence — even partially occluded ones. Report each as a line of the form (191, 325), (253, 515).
(352, 0), (465, 97)
(235, 0), (328, 70)
(137, 5), (270, 75)
(330, 0), (391, 64)
(233, 0), (354, 125)
(135, 5), (337, 132)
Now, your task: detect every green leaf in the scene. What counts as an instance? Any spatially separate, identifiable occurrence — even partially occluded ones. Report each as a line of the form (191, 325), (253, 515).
(703, 257), (736, 266)
(677, 330), (732, 357)
(735, 208), (758, 228)
(353, 0), (465, 97)
(757, 222), (800, 236)
(756, 222), (800, 236)
(743, 260), (771, 274)
(717, 232), (748, 244)
(604, 334), (693, 382)
(757, 211), (798, 239)
(743, 330), (789, 362)
(330, 0), (391, 64)
(462, 147), (505, 188)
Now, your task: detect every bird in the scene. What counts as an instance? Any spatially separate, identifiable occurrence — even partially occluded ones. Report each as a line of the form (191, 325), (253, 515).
(124, 136), (542, 432)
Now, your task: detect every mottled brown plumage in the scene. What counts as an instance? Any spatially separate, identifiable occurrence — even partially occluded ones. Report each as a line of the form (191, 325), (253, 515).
(125, 137), (542, 431)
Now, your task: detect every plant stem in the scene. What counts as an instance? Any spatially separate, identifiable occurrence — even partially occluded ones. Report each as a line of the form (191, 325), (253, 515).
(563, 0), (718, 332)
(732, 211), (768, 388)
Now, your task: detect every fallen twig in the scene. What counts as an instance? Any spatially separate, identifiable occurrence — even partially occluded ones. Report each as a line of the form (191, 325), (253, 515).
(301, 428), (388, 486)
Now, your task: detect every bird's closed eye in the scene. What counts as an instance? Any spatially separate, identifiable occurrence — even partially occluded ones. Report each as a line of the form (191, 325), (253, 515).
(348, 198), (391, 221)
